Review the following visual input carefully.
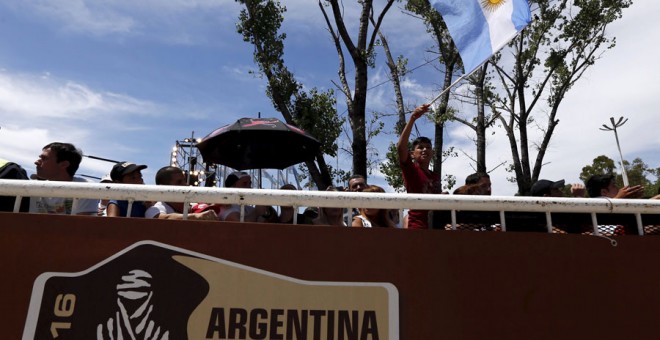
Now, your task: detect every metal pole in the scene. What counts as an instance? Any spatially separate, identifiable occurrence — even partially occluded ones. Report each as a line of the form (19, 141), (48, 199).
(612, 126), (629, 186)
(187, 131), (194, 185)
(600, 117), (629, 186)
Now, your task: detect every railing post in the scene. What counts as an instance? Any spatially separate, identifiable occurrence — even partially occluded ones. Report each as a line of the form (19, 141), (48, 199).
(499, 211), (506, 232)
(635, 213), (644, 235)
(591, 213), (599, 236)
(13, 196), (23, 213)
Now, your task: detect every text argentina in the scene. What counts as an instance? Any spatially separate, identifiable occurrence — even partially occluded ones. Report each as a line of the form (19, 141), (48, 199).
(206, 307), (380, 340)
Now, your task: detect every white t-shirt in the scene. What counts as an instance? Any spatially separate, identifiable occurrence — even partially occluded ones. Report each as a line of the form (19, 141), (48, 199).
(218, 204), (254, 221)
(145, 202), (176, 219)
(29, 177), (98, 215)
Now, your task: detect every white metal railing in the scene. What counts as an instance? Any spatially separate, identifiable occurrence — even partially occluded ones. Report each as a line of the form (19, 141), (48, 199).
(2, 179), (660, 235)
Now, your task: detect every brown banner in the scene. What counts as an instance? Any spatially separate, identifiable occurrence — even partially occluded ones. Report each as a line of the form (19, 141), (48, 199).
(2, 212), (659, 339)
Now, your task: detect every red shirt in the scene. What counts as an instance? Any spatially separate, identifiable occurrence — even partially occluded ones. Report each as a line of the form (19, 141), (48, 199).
(400, 157), (442, 229)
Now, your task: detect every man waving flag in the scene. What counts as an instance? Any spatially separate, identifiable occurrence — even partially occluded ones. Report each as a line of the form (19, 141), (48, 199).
(432, 0), (531, 74)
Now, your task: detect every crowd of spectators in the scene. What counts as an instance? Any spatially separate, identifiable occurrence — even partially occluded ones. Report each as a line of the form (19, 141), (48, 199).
(2, 135), (659, 235)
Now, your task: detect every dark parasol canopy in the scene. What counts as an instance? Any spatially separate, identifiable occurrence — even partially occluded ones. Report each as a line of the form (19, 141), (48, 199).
(196, 117), (321, 170)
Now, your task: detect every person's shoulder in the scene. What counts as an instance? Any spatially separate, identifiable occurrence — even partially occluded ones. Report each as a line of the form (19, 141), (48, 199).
(72, 176), (93, 183)
(145, 202), (167, 218)
(399, 155), (413, 167)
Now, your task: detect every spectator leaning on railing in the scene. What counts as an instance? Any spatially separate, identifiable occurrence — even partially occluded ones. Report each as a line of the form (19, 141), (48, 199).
(144, 166), (217, 221)
(29, 142), (97, 215)
(106, 162), (149, 218)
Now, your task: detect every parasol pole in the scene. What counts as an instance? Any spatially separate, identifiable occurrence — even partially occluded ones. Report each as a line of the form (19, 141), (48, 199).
(187, 131), (194, 185)
(599, 116), (629, 186)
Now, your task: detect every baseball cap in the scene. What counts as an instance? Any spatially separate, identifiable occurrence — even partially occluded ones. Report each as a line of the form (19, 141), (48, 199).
(530, 179), (565, 197)
(224, 171), (250, 187)
(110, 162), (147, 181)
(191, 203), (221, 214)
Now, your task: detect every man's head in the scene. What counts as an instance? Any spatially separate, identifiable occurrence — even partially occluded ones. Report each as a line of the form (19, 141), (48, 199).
(410, 137), (433, 167)
(530, 179), (565, 197)
(34, 142), (82, 180)
(280, 183), (297, 191)
(155, 166), (186, 186)
(453, 183), (489, 195)
(347, 174), (367, 192)
(586, 174), (617, 198)
(225, 171), (252, 188)
(465, 172), (491, 195)
(110, 162), (147, 184)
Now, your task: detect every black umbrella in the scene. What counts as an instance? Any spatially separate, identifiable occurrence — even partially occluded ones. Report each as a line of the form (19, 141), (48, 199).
(197, 117), (321, 170)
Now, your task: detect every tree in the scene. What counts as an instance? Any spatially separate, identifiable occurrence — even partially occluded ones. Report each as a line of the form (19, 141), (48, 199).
(236, 0), (342, 189)
(579, 155), (616, 182)
(406, 0), (461, 181)
(318, 0), (396, 178)
(488, 0), (632, 195)
(451, 62), (501, 175)
(380, 0), (461, 192)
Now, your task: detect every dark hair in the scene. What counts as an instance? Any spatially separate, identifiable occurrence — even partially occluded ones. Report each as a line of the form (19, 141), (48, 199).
(225, 171), (249, 188)
(586, 174), (615, 198)
(465, 172), (489, 185)
(280, 183), (296, 190)
(348, 174), (365, 182)
(43, 142), (82, 177)
(358, 185), (396, 228)
(411, 136), (432, 148)
(453, 184), (486, 195)
(155, 166), (183, 185)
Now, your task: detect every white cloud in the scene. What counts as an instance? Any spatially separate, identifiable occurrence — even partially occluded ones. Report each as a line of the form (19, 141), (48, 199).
(0, 71), (157, 120)
(4, 0), (238, 43)
(0, 70), (159, 176)
(22, 0), (136, 36)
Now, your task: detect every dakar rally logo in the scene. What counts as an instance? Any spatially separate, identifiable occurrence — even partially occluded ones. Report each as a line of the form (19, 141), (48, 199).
(23, 241), (398, 340)
(97, 269), (169, 339)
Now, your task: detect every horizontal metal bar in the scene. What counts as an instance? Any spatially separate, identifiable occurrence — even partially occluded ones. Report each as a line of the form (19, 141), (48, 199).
(2, 179), (660, 214)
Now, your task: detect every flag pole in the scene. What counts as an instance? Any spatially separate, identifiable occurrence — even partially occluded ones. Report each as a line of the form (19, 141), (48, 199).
(428, 62), (485, 105)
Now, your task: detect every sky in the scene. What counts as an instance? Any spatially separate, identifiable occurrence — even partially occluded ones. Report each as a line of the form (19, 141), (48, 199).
(1, 1), (658, 195)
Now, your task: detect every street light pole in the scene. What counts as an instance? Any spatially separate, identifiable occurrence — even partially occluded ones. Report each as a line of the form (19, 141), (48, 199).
(600, 116), (629, 186)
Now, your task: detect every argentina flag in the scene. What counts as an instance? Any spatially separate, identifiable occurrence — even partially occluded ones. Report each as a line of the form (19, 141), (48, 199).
(431, 0), (531, 74)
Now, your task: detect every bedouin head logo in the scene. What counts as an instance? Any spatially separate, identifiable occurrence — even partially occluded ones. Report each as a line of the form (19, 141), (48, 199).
(97, 269), (169, 339)
(24, 242), (398, 339)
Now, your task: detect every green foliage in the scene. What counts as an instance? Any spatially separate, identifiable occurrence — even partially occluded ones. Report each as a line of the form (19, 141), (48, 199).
(395, 56), (408, 78)
(293, 89), (343, 157)
(443, 173), (456, 192)
(579, 155), (616, 183)
(380, 143), (404, 192)
(329, 165), (351, 188)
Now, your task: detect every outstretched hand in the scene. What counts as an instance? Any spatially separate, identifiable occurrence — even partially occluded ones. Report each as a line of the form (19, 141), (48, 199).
(410, 104), (431, 121)
(615, 185), (644, 199)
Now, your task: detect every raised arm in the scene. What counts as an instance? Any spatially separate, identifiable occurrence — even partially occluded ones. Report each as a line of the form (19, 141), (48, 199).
(397, 104), (430, 164)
